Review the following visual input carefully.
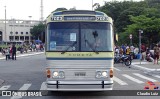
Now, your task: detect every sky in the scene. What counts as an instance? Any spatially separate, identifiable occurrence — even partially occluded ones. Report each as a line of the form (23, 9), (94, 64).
(0, 0), (142, 20)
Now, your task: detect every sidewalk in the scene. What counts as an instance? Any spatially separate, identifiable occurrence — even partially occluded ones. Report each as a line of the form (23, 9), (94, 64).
(131, 59), (160, 75)
(0, 50), (44, 59)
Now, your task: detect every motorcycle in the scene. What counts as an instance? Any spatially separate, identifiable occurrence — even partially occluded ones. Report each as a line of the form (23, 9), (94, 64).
(146, 52), (154, 62)
(114, 55), (132, 66)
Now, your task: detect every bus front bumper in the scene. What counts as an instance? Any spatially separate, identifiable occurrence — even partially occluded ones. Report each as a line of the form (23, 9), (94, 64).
(46, 81), (113, 91)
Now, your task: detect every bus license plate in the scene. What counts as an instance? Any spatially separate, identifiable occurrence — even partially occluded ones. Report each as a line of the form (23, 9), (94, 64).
(75, 72), (86, 76)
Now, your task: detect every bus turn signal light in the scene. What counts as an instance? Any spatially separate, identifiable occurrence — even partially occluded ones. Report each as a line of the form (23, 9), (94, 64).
(110, 69), (113, 78)
(46, 69), (51, 78)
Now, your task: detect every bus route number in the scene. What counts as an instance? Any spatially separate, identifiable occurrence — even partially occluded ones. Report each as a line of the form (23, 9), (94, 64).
(51, 16), (63, 21)
(96, 17), (106, 21)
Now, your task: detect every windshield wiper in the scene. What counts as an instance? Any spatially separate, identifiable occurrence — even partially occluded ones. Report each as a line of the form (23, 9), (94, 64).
(61, 41), (77, 54)
(85, 39), (99, 54)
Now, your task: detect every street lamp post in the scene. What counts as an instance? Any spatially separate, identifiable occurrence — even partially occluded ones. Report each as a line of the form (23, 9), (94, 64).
(10, 17), (14, 42)
(4, 6), (6, 42)
(129, 34), (132, 46)
(28, 16), (32, 44)
(139, 30), (143, 64)
(92, 0), (93, 10)
(10, 31), (13, 41)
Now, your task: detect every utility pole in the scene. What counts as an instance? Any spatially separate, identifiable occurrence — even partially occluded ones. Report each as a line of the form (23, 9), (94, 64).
(40, 0), (44, 21)
(92, 0), (93, 11)
(4, 6), (6, 42)
(28, 16), (32, 44)
(10, 17), (13, 41)
(129, 34), (132, 46)
(139, 30), (143, 64)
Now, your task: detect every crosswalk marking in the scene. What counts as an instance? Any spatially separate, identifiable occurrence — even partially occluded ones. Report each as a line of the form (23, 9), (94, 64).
(19, 83), (32, 90)
(122, 74), (144, 84)
(152, 75), (160, 79)
(113, 76), (128, 85)
(40, 82), (47, 90)
(133, 73), (157, 82)
(0, 85), (11, 90)
(114, 67), (121, 71)
(10, 83), (31, 99)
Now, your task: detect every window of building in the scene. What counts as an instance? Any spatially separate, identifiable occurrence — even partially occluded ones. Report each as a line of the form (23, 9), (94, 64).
(21, 32), (23, 34)
(20, 25), (24, 27)
(15, 32), (18, 34)
(20, 36), (24, 41)
(15, 36), (19, 41)
(25, 25), (29, 27)
(14, 25), (18, 27)
(26, 32), (28, 34)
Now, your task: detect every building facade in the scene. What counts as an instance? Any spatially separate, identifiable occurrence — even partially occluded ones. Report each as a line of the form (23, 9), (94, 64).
(0, 19), (40, 43)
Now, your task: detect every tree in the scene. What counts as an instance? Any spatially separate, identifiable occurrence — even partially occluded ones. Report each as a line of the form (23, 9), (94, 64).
(30, 22), (45, 42)
(97, 0), (160, 45)
(123, 15), (160, 46)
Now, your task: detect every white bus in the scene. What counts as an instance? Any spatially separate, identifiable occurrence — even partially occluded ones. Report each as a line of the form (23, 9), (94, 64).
(45, 10), (114, 91)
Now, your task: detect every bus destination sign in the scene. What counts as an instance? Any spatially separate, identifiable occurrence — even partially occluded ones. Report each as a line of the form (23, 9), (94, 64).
(64, 16), (96, 21)
(51, 16), (108, 21)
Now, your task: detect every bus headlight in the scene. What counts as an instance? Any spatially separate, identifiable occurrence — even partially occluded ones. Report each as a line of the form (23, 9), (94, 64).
(96, 71), (102, 78)
(59, 71), (65, 78)
(53, 71), (65, 78)
(53, 71), (59, 77)
(102, 71), (107, 77)
(96, 71), (108, 78)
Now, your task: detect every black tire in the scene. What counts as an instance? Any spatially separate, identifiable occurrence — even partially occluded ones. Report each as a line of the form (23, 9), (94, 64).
(114, 58), (116, 64)
(124, 59), (131, 66)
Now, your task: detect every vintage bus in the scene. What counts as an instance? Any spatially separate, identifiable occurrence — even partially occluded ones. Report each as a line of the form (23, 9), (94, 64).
(45, 10), (114, 91)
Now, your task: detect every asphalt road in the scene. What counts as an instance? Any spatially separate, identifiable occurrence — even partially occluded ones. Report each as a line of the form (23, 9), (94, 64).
(0, 53), (159, 99)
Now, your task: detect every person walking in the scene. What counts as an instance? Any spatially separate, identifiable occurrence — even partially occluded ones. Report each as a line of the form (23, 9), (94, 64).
(12, 44), (17, 60)
(153, 44), (159, 64)
(5, 48), (10, 60)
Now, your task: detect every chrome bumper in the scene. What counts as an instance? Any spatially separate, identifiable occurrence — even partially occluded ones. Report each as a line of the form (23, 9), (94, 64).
(46, 80), (113, 91)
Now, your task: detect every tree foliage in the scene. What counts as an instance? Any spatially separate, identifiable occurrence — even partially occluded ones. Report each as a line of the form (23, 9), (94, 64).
(30, 22), (45, 41)
(123, 15), (160, 46)
(97, 0), (160, 46)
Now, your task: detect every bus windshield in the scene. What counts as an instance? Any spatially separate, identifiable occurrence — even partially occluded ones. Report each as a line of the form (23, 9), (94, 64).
(47, 22), (113, 52)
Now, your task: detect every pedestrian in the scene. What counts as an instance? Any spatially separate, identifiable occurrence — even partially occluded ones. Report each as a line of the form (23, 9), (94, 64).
(121, 44), (126, 55)
(5, 48), (10, 60)
(115, 46), (119, 57)
(36, 43), (40, 52)
(9, 47), (12, 58)
(153, 44), (159, 64)
(126, 46), (131, 55)
(141, 44), (146, 61)
(12, 44), (17, 60)
(2, 48), (5, 55)
(119, 47), (123, 56)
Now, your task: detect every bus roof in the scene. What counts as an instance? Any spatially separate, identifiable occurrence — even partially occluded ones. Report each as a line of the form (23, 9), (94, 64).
(46, 10), (113, 24)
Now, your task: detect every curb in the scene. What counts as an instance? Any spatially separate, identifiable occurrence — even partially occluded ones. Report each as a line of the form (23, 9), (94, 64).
(131, 62), (160, 75)
(0, 52), (44, 60)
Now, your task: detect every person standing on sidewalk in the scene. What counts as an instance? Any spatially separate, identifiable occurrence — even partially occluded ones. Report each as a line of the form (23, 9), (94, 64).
(5, 48), (10, 60)
(12, 44), (17, 60)
(141, 43), (146, 61)
(126, 46), (131, 55)
(153, 44), (159, 64)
